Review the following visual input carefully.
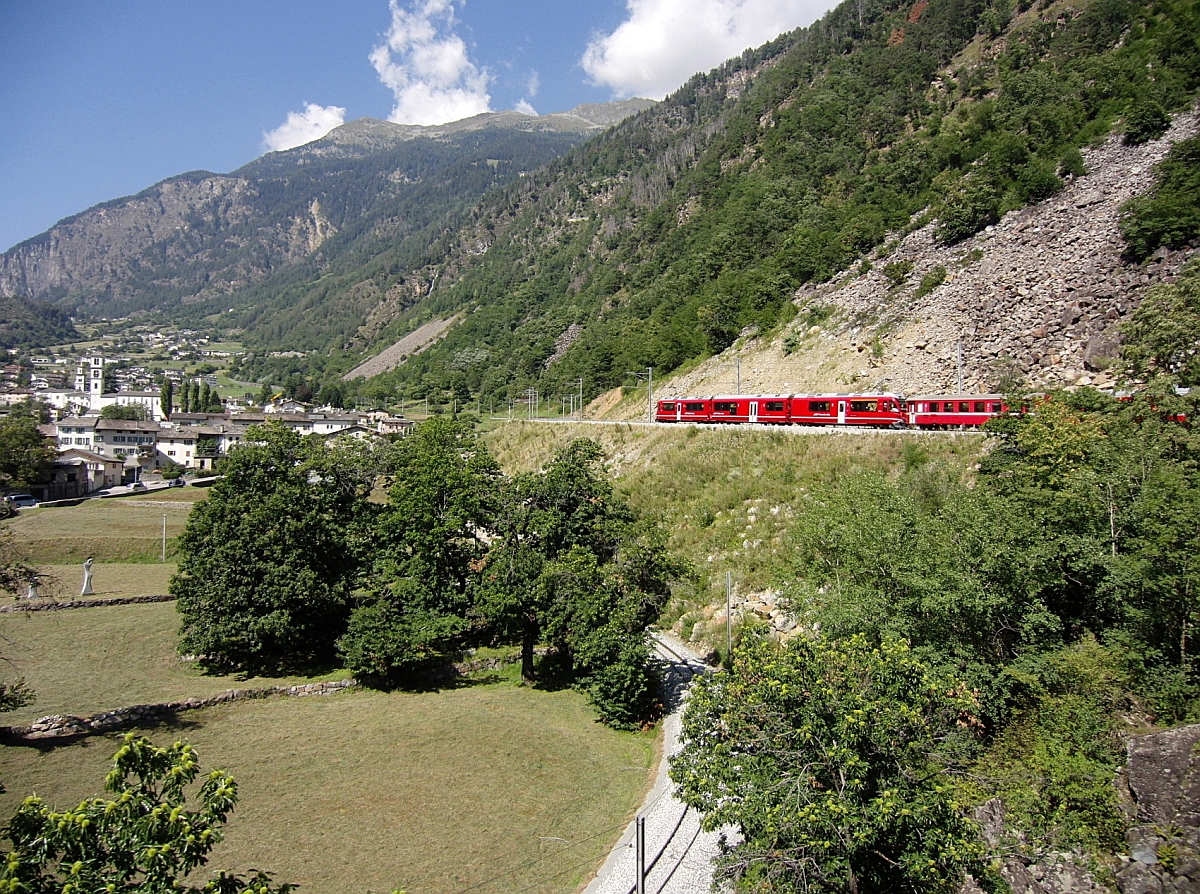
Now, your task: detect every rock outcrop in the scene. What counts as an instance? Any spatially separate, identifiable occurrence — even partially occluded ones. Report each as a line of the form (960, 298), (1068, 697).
(1116, 724), (1200, 893)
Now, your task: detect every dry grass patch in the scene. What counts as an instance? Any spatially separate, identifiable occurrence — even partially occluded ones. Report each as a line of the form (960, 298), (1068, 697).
(0, 600), (346, 724)
(0, 686), (656, 894)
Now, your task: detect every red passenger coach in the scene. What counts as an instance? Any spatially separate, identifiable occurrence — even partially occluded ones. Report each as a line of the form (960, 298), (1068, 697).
(655, 393), (907, 427)
(908, 394), (1005, 429)
(789, 393), (906, 427)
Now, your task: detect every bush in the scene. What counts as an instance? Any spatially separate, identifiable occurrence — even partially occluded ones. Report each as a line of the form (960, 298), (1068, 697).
(1124, 99), (1171, 145)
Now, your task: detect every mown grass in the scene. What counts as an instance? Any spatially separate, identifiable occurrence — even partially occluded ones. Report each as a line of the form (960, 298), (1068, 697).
(0, 684), (655, 894)
(0, 600), (349, 724)
(16, 562), (176, 602)
(4, 494), (200, 563)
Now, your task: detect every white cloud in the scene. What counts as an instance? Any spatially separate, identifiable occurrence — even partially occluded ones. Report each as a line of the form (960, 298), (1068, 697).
(262, 103), (347, 152)
(371, 0), (491, 125)
(514, 100), (538, 116)
(582, 0), (826, 100)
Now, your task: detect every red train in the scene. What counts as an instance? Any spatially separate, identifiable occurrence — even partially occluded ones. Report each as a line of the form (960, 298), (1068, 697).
(654, 393), (1008, 429)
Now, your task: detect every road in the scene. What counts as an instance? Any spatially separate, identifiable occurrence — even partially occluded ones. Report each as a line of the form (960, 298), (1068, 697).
(583, 632), (733, 894)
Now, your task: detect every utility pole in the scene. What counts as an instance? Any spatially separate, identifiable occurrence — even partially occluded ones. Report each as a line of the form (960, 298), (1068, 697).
(736, 357), (741, 395)
(636, 816), (646, 894)
(956, 341), (964, 394)
(576, 378), (584, 419)
(627, 368), (654, 422)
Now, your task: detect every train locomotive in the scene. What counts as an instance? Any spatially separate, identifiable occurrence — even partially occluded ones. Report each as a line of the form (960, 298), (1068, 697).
(655, 393), (1008, 429)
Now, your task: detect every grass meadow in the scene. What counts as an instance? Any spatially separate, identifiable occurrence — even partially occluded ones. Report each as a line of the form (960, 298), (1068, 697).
(1, 681), (656, 894)
(5, 491), (201, 564)
(484, 421), (985, 647)
(1, 486), (656, 894)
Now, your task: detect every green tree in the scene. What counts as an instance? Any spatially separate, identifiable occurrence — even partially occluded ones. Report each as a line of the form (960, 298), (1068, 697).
(171, 423), (365, 672)
(477, 439), (685, 726)
(338, 418), (501, 684)
(1118, 259), (1200, 386)
(100, 404), (147, 421)
(672, 635), (984, 894)
(161, 380), (174, 420)
(0, 413), (55, 489)
(1, 733), (293, 894)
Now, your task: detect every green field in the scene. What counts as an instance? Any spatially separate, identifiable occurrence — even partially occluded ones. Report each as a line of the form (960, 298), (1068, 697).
(0, 600), (349, 724)
(1, 477), (656, 894)
(1, 679), (654, 894)
(5, 493), (200, 563)
(17, 562), (175, 601)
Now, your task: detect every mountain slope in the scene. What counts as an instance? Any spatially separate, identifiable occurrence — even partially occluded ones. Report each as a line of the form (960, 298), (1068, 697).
(0, 295), (79, 351)
(0, 100), (653, 350)
(316, 0), (1198, 408)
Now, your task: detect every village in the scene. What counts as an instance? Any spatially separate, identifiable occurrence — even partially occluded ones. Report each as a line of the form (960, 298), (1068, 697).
(2, 328), (411, 503)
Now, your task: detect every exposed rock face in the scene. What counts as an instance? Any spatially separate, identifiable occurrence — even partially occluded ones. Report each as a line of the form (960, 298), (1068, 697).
(1116, 725), (1200, 893)
(954, 725), (1200, 894)
(813, 108), (1200, 395)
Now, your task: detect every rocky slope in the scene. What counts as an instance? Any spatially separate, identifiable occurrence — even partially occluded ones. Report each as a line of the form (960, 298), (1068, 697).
(654, 107), (1200, 404)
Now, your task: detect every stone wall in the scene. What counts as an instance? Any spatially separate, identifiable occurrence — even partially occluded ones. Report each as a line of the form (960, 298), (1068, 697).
(0, 594), (175, 613)
(0, 679), (357, 743)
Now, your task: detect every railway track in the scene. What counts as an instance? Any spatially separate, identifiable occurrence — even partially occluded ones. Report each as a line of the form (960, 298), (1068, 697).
(584, 632), (733, 894)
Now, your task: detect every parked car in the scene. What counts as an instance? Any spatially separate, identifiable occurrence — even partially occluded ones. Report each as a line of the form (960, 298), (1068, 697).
(167, 477), (187, 488)
(7, 493), (39, 508)
(130, 481), (147, 492)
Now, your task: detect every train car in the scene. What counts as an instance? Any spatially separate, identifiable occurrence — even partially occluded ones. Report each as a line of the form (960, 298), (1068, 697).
(788, 393), (907, 427)
(656, 396), (794, 424)
(657, 394), (907, 427)
(908, 394), (1005, 429)
(656, 397), (714, 423)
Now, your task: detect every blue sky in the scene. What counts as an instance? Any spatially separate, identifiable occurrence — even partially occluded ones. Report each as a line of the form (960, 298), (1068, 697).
(0, 0), (835, 254)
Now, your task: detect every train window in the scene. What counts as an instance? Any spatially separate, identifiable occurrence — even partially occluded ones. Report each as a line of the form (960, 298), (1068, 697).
(959, 402), (971, 412)
(849, 400), (878, 412)
(808, 400), (831, 413)
(764, 401), (785, 412)
(713, 402), (738, 413)
(661, 402), (676, 411)
(928, 402), (940, 412)
(684, 403), (706, 413)
(989, 402), (1002, 412)
(973, 401), (985, 413)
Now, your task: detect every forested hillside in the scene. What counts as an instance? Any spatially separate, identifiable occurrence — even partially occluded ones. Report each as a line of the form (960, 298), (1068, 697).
(0, 296), (78, 351)
(307, 0), (1199, 410)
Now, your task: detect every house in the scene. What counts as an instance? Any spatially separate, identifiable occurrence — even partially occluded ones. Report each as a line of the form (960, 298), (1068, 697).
(92, 418), (161, 475)
(54, 416), (97, 450)
(190, 422), (246, 471)
(156, 428), (199, 468)
(323, 423), (382, 443)
(47, 449), (124, 497)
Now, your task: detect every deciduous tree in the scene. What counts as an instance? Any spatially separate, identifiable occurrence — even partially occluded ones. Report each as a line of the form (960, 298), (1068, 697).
(672, 635), (984, 894)
(172, 423), (364, 672)
(0, 734), (293, 894)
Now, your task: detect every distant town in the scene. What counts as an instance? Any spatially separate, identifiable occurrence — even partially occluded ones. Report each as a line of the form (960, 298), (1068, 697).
(1, 323), (411, 503)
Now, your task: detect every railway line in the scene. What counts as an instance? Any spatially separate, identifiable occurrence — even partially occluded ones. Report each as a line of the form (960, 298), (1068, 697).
(584, 633), (733, 894)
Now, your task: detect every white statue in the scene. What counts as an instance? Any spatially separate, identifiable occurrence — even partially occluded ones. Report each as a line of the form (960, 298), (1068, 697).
(81, 557), (94, 596)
